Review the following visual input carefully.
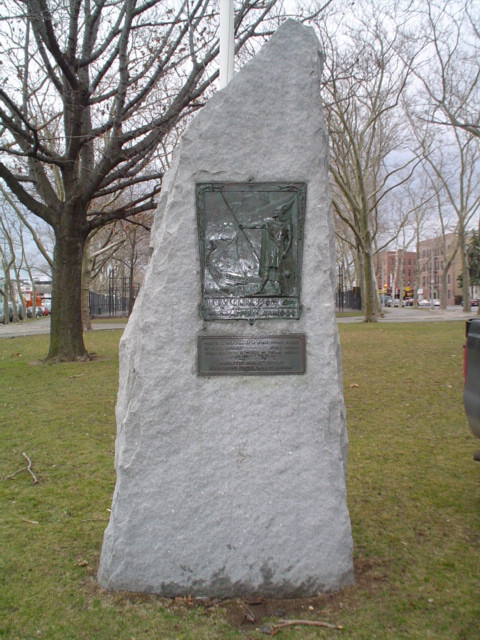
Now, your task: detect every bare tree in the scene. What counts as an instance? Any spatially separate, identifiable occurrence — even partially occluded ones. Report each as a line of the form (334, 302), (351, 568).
(0, 226), (15, 324)
(0, 0), (288, 360)
(401, 176), (436, 308)
(0, 185), (54, 274)
(410, 122), (480, 311)
(383, 0), (480, 311)
(0, 199), (23, 322)
(81, 228), (126, 331)
(409, 0), (480, 140)
(317, 7), (418, 321)
(81, 214), (151, 329)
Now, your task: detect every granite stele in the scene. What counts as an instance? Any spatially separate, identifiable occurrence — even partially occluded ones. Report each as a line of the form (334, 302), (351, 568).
(98, 19), (354, 597)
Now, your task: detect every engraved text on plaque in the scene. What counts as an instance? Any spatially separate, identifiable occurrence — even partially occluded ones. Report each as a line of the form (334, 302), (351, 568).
(197, 334), (306, 376)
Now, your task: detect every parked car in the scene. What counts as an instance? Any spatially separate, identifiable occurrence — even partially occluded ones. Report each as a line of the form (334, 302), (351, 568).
(418, 298), (430, 307)
(464, 318), (480, 449)
(26, 306), (43, 318)
(471, 299), (479, 307)
(402, 298), (414, 307)
(380, 294), (392, 307)
(393, 297), (400, 307)
(1, 302), (15, 322)
(433, 299), (440, 307)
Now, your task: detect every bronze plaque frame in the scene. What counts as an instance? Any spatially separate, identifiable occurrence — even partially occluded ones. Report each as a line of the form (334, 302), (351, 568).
(196, 182), (306, 321)
(197, 334), (306, 376)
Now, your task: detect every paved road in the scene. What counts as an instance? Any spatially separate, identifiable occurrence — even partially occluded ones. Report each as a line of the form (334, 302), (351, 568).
(0, 306), (477, 339)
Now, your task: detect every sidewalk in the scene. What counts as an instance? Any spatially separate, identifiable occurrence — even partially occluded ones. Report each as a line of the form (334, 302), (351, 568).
(0, 317), (127, 339)
(336, 305), (478, 323)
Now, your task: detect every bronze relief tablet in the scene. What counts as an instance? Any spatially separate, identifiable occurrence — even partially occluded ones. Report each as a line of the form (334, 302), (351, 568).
(196, 182), (306, 321)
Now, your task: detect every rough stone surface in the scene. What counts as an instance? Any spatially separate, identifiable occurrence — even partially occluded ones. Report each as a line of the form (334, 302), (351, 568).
(98, 19), (354, 597)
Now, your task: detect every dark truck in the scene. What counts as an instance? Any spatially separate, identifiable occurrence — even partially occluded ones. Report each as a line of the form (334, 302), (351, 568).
(464, 317), (480, 460)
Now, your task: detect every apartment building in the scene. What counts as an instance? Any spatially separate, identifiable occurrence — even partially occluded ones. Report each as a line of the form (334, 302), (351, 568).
(417, 233), (462, 305)
(375, 249), (417, 298)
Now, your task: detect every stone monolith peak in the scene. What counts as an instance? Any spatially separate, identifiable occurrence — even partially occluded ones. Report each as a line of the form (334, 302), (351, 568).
(98, 19), (354, 597)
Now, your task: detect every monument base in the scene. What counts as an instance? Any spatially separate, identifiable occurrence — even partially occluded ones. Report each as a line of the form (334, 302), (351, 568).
(98, 365), (353, 596)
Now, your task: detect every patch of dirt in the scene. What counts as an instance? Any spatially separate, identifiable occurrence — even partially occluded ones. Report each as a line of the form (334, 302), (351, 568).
(27, 352), (113, 366)
(221, 594), (336, 630)
(219, 556), (390, 631)
(85, 555), (390, 633)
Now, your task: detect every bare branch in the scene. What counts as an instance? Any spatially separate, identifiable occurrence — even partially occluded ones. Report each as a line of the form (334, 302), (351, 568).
(0, 161), (54, 224)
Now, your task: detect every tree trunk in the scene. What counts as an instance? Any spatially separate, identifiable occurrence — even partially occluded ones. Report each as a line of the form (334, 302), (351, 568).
(440, 271), (448, 308)
(13, 261), (26, 321)
(10, 281), (19, 322)
(398, 250), (405, 307)
(81, 238), (94, 331)
(2, 267), (10, 323)
(413, 232), (421, 309)
(459, 228), (471, 313)
(47, 221), (89, 361)
(128, 228), (137, 316)
(363, 249), (379, 322)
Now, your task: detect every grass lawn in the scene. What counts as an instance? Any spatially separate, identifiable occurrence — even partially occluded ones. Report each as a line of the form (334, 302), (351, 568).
(0, 322), (479, 639)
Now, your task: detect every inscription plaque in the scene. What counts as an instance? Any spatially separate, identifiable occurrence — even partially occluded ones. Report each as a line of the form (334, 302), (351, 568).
(197, 334), (306, 376)
(196, 182), (306, 321)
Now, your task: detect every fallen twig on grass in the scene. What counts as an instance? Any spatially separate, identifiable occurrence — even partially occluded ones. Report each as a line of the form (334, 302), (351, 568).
(23, 452), (38, 484)
(3, 452), (38, 484)
(259, 619), (343, 635)
(3, 467), (26, 480)
(242, 602), (256, 623)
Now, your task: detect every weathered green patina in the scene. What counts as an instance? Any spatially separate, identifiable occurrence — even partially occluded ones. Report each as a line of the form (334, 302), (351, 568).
(196, 182), (306, 321)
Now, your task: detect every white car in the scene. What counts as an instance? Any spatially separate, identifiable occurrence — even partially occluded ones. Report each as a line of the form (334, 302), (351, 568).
(418, 299), (440, 307)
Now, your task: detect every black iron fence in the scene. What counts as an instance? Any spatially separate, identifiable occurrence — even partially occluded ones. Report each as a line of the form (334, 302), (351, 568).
(336, 287), (362, 311)
(89, 273), (139, 318)
(336, 268), (362, 311)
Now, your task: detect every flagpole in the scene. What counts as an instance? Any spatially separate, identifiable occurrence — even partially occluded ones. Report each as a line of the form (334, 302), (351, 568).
(219, 0), (234, 89)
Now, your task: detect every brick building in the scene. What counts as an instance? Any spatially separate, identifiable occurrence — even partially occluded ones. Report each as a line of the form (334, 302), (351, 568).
(417, 234), (462, 305)
(375, 249), (416, 298)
